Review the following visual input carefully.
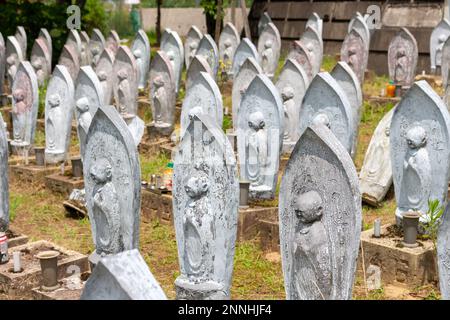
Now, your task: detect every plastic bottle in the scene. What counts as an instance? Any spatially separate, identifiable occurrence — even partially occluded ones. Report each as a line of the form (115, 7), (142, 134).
(163, 162), (174, 192)
(386, 81), (396, 98)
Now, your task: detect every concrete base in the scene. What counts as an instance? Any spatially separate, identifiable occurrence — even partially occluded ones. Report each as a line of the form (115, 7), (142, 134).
(175, 276), (227, 300)
(31, 273), (88, 300)
(0, 240), (89, 298)
(366, 96), (401, 105)
(358, 224), (438, 288)
(237, 206), (278, 243)
(147, 123), (173, 139)
(45, 171), (84, 196)
(9, 163), (61, 184)
(6, 228), (29, 248)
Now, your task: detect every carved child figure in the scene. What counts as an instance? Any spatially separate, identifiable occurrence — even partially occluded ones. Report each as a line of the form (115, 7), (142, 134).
(311, 112), (331, 129)
(6, 54), (18, 87)
(133, 49), (143, 88)
(116, 69), (130, 115)
(188, 42), (198, 65)
(12, 88), (28, 145)
(183, 169), (214, 282)
(281, 86), (296, 142)
(90, 158), (121, 256)
(394, 49), (409, 84)
(291, 190), (331, 300)
(223, 39), (233, 68)
(152, 76), (167, 125)
(366, 126), (390, 182)
(76, 97), (92, 133)
(436, 34), (447, 70)
(31, 58), (45, 87)
(246, 111), (269, 187)
(261, 40), (274, 75)
(46, 94), (62, 151)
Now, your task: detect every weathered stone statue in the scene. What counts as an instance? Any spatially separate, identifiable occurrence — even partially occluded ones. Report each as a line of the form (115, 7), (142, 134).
(0, 33), (5, 97)
(299, 72), (354, 154)
(149, 51), (176, 136)
(95, 48), (115, 105)
(299, 26), (323, 78)
(306, 12), (323, 37)
(258, 12), (272, 36)
(45, 65), (74, 164)
(231, 38), (259, 78)
(219, 22), (240, 76)
(279, 124), (362, 300)
(10, 61), (38, 152)
(331, 61), (363, 159)
(288, 40), (314, 82)
(196, 34), (219, 78)
(81, 249), (167, 300)
(185, 55), (213, 90)
(388, 28), (418, 88)
(112, 46), (138, 117)
(15, 26), (27, 57)
(0, 113), (8, 232)
(232, 57), (262, 131)
(442, 36), (450, 95)
(66, 29), (82, 61)
(105, 30), (120, 55)
(31, 38), (52, 87)
(75, 66), (104, 159)
(89, 28), (105, 67)
(348, 13), (371, 52)
(184, 26), (203, 68)
(58, 44), (80, 81)
(84, 105), (141, 264)
(237, 75), (284, 199)
(360, 108), (394, 206)
(173, 113), (238, 300)
(275, 58), (309, 152)
(80, 31), (91, 66)
(390, 81), (450, 225)
(181, 71), (223, 135)
(5, 36), (24, 90)
(161, 29), (184, 93)
(341, 28), (368, 85)
(431, 19), (450, 74)
(131, 29), (151, 90)
(38, 28), (52, 59)
(258, 23), (281, 79)
(438, 203), (450, 300)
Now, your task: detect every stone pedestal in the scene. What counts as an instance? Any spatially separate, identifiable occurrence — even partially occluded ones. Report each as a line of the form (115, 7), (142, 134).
(141, 188), (173, 223)
(6, 228), (29, 248)
(147, 122), (173, 139)
(45, 169), (84, 196)
(9, 163), (61, 184)
(175, 276), (227, 300)
(367, 96), (401, 106)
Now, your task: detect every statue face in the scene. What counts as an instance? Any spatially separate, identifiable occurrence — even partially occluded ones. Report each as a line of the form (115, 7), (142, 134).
(133, 49), (142, 58)
(294, 190), (323, 224)
(439, 34), (447, 43)
(32, 58), (43, 70)
(97, 71), (107, 81)
(406, 126), (427, 149)
(248, 111), (265, 131)
(117, 69), (128, 80)
(281, 87), (294, 101)
(265, 40), (273, 49)
(48, 94), (60, 107)
(13, 89), (25, 102)
(185, 176), (209, 199)
(6, 55), (16, 65)
(312, 113), (331, 129)
(90, 158), (112, 184)
(190, 42), (198, 50)
(224, 39), (232, 48)
(91, 46), (100, 55)
(167, 51), (174, 61)
(153, 76), (164, 88)
(76, 97), (89, 113)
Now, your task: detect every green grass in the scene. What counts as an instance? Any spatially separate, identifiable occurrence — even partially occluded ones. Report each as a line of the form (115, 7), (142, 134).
(321, 54), (337, 72)
(34, 129), (45, 147)
(9, 193), (25, 223)
(223, 114), (232, 132)
(140, 153), (171, 181)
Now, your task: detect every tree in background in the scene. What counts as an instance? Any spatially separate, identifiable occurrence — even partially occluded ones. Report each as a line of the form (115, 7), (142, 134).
(201, 0), (224, 37)
(83, 0), (108, 35)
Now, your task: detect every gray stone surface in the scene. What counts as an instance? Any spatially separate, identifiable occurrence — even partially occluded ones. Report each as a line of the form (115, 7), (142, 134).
(89, 28), (105, 67)
(0, 33), (5, 96)
(38, 28), (52, 60)
(331, 61), (363, 159)
(181, 71), (223, 135)
(306, 12), (323, 37)
(5, 36), (24, 89)
(258, 22), (281, 79)
(232, 57), (262, 131)
(279, 124), (361, 300)
(31, 38), (52, 87)
(44, 65), (74, 164)
(149, 51), (177, 135)
(66, 29), (82, 60)
(237, 74), (283, 199)
(11, 61), (38, 150)
(298, 72), (354, 154)
(430, 19), (450, 73)
(173, 113), (238, 300)
(388, 28), (418, 88)
(231, 38), (259, 79)
(112, 46), (139, 117)
(442, 36), (450, 90)
(58, 44), (80, 82)
(287, 40), (313, 82)
(219, 22), (240, 76)
(196, 34), (219, 78)
(15, 26), (27, 58)
(359, 108), (394, 206)
(75, 66), (104, 160)
(348, 14), (371, 52)
(438, 202), (450, 300)
(299, 26), (323, 78)
(185, 54), (212, 90)
(184, 26), (203, 68)
(275, 58), (309, 152)
(105, 30), (120, 55)
(258, 12), (272, 36)
(80, 30), (91, 66)
(0, 113), (8, 232)
(84, 105), (141, 257)
(391, 81), (450, 224)
(81, 249), (167, 300)
(341, 28), (369, 85)
(131, 29), (151, 90)
(95, 48), (115, 105)
(161, 29), (184, 93)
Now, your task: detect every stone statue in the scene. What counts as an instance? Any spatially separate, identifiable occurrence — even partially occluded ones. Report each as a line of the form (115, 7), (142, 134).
(299, 26), (323, 77)
(5, 36), (24, 90)
(359, 108), (394, 206)
(185, 55), (213, 90)
(65, 29), (82, 60)
(105, 30), (120, 55)
(112, 46), (138, 117)
(0, 33), (5, 97)
(438, 203), (450, 300)
(306, 12), (323, 37)
(279, 124), (362, 300)
(258, 23), (281, 79)
(341, 28), (368, 85)
(237, 75), (284, 199)
(0, 113), (8, 232)
(161, 30), (184, 93)
(219, 23), (240, 75)
(58, 44), (80, 81)
(348, 14), (371, 52)
(38, 28), (52, 60)
(390, 81), (450, 225)
(89, 28), (105, 67)
(231, 38), (259, 78)
(31, 38), (52, 87)
(184, 26), (203, 68)
(81, 249), (167, 300)
(10, 62), (38, 152)
(288, 40), (314, 82)
(430, 19), (450, 73)
(149, 51), (177, 136)
(84, 105), (141, 264)
(258, 12), (272, 36)
(196, 34), (219, 78)
(80, 30), (92, 66)
(131, 30), (151, 90)
(441, 36), (450, 93)
(388, 28), (418, 88)
(275, 58), (309, 152)
(14, 26), (27, 57)
(173, 113), (238, 300)
(95, 48), (115, 105)
(76, 97), (92, 160)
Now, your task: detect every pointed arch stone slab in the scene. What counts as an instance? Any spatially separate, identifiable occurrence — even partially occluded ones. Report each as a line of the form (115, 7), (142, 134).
(186, 55), (212, 91)
(80, 30), (91, 66)
(84, 105), (141, 259)
(96, 48), (115, 106)
(232, 38), (259, 78)
(131, 29), (151, 90)
(44, 65), (75, 164)
(5, 36), (24, 89)
(258, 22), (281, 78)
(258, 12), (272, 36)
(184, 26), (203, 68)
(66, 29), (82, 60)
(388, 28), (418, 88)
(348, 14), (371, 51)
(106, 30), (120, 55)
(288, 40), (313, 82)
(390, 81), (450, 224)
(90, 28), (106, 67)
(299, 26), (323, 77)
(431, 19), (450, 72)
(15, 26), (27, 57)
(0, 112), (9, 232)
(0, 33), (5, 96)
(173, 113), (238, 300)
(58, 44), (80, 82)
(161, 30), (184, 93)
(279, 124), (361, 300)
(196, 34), (219, 78)
(112, 46), (138, 117)
(219, 22), (240, 75)
(306, 12), (323, 37)
(31, 38), (52, 87)
(341, 28), (368, 85)
(38, 28), (52, 61)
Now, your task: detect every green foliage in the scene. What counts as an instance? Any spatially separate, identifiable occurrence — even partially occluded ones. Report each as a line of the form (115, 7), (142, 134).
(34, 129), (45, 147)
(146, 29), (158, 47)
(321, 55), (338, 73)
(108, 6), (134, 38)
(82, 0), (108, 35)
(9, 193), (25, 223)
(140, 153), (171, 181)
(420, 199), (445, 250)
(38, 81), (48, 119)
(141, 0), (254, 8)
(222, 114), (232, 131)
